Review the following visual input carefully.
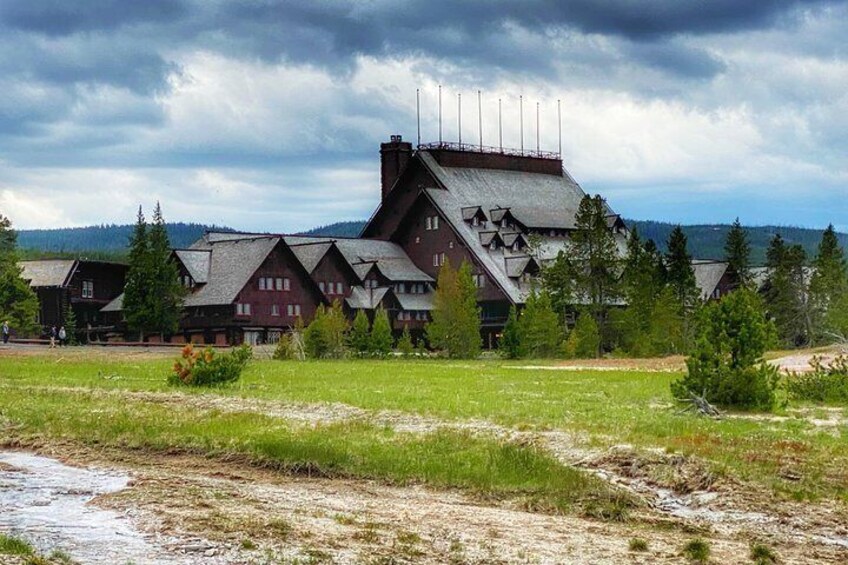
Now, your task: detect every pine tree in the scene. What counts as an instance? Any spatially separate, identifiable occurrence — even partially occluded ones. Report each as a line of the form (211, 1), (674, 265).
(500, 304), (523, 359)
(426, 258), (481, 358)
(304, 301), (348, 358)
(724, 218), (752, 287)
(665, 226), (698, 310)
(63, 301), (78, 345)
(397, 325), (415, 356)
(348, 309), (371, 355)
(569, 195), (621, 355)
(0, 213), (39, 335)
(665, 225), (699, 346)
(541, 250), (573, 329)
(620, 228), (662, 353)
(148, 202), (185, 339)
(519, 289), (562, 358)
(809, 224), (847, 343)
(562, 312), (600, 359)
(763, 235), (809, 346)
(123, 207), (153, 340)
(369, 306), (393, 357)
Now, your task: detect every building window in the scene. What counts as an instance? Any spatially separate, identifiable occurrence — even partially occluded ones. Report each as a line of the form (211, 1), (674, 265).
(271, 304), (280, 317)
(294, 304), (301, 316)
(81, 280), (94, 299)
(236, 303), (251, 316)
(474, 274), (486, 288)
(365, 278), (377, 289)
(395, 282), (406, 294)
(490, 241), (498, 251)
(425, 216), (439, 230)
(449, 241), (454, 249)
(512, 242), (520, 252)
(415, 236), (420, 244)
(287, 304), (293, 317)
(440, 253), (446, 265)
(433, 254), (439, 267)
(433, 216), (439, 230)
(472, 216), (479, 227)
(319, 282), (325, 293)
(275, 278), (283, 290)
(425, 217), (432, 230)
(336, 282), (344, 295)
(259, 278), (266, 290)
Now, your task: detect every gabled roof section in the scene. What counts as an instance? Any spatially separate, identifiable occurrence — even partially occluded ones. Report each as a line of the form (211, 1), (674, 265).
(500, 232), (525, 248)
(461, 206), (484, 221)
(478, 230), (503, 247)
(346, 286), (391, 310)
(504, 256), (539, 278)
(692, 260), (729, 300)
(395, 292), (435, 311)
(101, 292), (124, 313)
(174, 249), (211, 284)
(286, 240), (334, 274)
(418, 151), (596, 230)
(19, 260), (77, 288)
(184, 236), (281, 307)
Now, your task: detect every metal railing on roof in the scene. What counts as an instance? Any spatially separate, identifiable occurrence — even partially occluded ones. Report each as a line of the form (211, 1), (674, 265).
(417, 142), (561, 160)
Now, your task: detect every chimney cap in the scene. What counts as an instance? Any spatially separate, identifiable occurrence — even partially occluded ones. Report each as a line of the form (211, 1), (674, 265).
(390, 134), (402, 142)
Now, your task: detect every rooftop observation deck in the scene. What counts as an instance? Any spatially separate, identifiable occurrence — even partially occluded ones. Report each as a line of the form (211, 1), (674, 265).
(416, 142), (564, 176)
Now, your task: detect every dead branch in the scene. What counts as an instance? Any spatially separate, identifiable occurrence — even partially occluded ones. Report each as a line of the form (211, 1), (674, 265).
(675, 390), (721, 418)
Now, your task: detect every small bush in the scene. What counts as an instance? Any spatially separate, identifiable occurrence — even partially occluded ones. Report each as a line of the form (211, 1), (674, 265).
(682, 538), (711, 563)
(787, 355), (848, 403)
(750, 542), (777, 564)
(273, 332), (305, 361)
(369, 307), (393, 358)
(628, 537), (648, 552)
(169, 344), (252, 386)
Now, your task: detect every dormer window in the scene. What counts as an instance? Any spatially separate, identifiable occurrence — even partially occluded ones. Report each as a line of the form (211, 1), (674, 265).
(472, 216), (480, 227)
(490, 241), (498, 251)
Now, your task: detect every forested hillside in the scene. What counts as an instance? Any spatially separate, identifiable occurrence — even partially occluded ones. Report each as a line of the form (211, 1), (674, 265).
(16, 219), (845, 265)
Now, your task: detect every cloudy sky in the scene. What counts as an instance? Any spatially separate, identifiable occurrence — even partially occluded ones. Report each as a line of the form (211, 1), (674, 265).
(0, 1), (846, 233)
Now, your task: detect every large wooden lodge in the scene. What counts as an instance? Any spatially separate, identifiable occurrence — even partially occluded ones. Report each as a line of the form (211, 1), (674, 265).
(22, 136), (740, 346)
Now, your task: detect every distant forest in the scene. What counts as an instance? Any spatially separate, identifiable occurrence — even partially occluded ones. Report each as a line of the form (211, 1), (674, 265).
(16, 219), (846, 265)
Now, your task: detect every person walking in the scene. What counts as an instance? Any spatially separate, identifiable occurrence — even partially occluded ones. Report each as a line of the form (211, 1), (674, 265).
(2, 321), (9, 344)
(49, 325), (57, 349)
(58, 326), (67, 347)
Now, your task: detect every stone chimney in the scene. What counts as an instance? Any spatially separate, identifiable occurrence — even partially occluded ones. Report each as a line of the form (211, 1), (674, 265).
(380, 135), (412, 201)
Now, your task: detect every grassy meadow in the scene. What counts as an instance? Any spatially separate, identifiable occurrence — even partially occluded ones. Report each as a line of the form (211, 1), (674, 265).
(1, 351), (846, 508)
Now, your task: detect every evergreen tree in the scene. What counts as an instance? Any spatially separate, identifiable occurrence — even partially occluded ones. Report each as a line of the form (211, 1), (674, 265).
(569, 195), (621, 354)
(724, 218), (752, 287)
(672, 287), (778, 409)
(426, 258), (481, 358)
(148, 203), (185, 338)
(541, 250), (574, 329)
(646, 288), (684, 355)
(304, 301), (348, 358)
(0, 213), (39, 335)
(763, 235), (810, 346)
(562, 312), (600, 359)
(500, 304), (523, 359)
(518, 289), (562, 358)
(809, 224), (847, 343)
(63, 301), (78, 345)
(619, 228), (662, 353)
(348, 309), (371, 355)
(123, 207), (154, 340)
(665, 225), (699, 346)
(397, 325), (415, 356)
(369, 306), (393, 357)
(665, 225), (698, 309)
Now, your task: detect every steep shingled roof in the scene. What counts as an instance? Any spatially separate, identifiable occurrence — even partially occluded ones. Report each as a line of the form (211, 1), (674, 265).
(174, 249), (211, 284)
(185, 236), (281, 307)
(692, 260), (729, 300)
(286, 240), (333, 274)
(345, 286), (391, 310)
(19, 260), (77, 288)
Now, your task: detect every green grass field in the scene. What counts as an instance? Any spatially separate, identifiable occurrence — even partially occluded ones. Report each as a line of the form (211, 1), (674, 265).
(1, 353), (846, 507)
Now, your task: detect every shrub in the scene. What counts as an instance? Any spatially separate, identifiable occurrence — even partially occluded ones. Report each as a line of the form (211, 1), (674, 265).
(273, 332), (305, 361)
(519, 290), (563, 358)
(304, 301), (348, 359)
(169, 344), (252, 386)
(750, 542), (777, 564)
(500, 305), (523, 359)
(672, 288), (779, 409)
(786, 355), (848, 403)
(682, 538), (710, 563)
(628, 537), (648, 552)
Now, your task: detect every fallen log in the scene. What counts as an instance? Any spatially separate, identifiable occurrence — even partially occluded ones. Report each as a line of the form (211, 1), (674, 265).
(675, 390), (721, 418)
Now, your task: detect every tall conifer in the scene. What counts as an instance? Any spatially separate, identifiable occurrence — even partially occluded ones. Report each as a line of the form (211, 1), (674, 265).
(724, 218), (752, 287)
(809, 224), (847, 342)
(0, 213), (39, 335)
